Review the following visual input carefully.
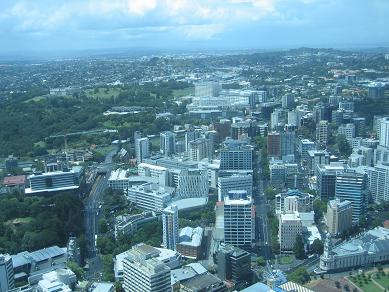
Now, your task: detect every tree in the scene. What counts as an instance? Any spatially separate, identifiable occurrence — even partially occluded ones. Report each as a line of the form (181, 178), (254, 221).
(265, 187), (277, 201)
(256, 256), (266, 266)
(67, 261), (84, 280)
(293, 234), (306, 260)
(336, 134), (352, 158)
(313, 199), (327, 223)
(288, 267), (310, 284)
(311, 239), (324, 255)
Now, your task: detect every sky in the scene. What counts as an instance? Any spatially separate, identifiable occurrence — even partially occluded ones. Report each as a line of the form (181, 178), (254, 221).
(0, 0), (388, 55)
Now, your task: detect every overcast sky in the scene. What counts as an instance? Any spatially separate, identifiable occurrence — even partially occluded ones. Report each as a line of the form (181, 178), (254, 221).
(0, 0), (388, 54)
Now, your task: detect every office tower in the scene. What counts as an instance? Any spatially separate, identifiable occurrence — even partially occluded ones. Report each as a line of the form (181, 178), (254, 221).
(218, 174), (252, 202)
(368, 82), (386, 99)
(316, 163), (346, 201)
(231, 121), (253, 139)
(331, 110), (344, 126)
(160, 131), (176, 156)
(123, 244), (171, 292)
(176, 169), (208, 199)
(313, 103), (331, 122)
(352, 117), (366, 137)
(279, 213), (303, 252)
(334, 85), (343, 95)
(219, 145), (253, 171)
(335, 170), (367, 222)
(162, 205), (179, 251)
(282, 95), (294, 108)
(339, 101), (354, 112)
(299, 139), (315, 162)
(275, 189), (314, 214)
(261, 102), (277, 120)
(224, 191), (254, 248)
(215, 119), (231, 143)
(188, 138), (211, 161)
(316, 120), (329, 146)
(338, 123), (355, 140)
(0, 254), (15, 292)
(195, 81), (221, 97)
(134, 131), (142, 142)
(185, 127), (202, 152)
(367, 164), (389, 203)
(329, 95), (342, 106)
(271, 111), (280, 130)
(267, 131), (281, 158)
(135, 137), (150, 163)
(280, 130), (295, 157)
(326, 199), (352, 236)
(379, 117), (389, 148)
(217, 244), (251, 283)
(288, 111), (300, 127)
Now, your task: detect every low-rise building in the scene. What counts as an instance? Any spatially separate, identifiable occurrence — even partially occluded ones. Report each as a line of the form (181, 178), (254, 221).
(320, 227), (389, 273)
(176, 227), (204, 260)
(126, 183), (174, 212)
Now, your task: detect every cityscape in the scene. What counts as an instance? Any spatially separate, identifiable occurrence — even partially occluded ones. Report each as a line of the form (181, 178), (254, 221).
(1, 1), (389, 292)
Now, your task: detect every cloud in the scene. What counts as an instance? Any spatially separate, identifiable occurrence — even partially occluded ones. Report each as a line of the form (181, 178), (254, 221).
(0, 0), (388, 52)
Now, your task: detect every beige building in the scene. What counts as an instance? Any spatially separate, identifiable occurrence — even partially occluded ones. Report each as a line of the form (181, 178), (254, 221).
(279, 213), (303, 252)
(326, 199), (352, 236)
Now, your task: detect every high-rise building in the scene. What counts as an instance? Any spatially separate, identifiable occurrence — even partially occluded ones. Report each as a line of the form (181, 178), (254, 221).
(231, 121), (253, 139)
(338, 124), (355, 140)
(287, 111), (300, 127)
(280, 130), (295, 157)
(352, 117), (366, 137)
(135, 137), (150, 163)
(220, 145), (253, 171)
(379, 117), (389, 148)
(217, 174), (253, 202)
(299, 139), (315, 162)
(185, 127), (203, 152)
(223, 191), (254, 248)
(217, 244), (251, 283)
(162, 205), (179, 251)
(176, 169), (209, 199)
(326, 199), (353, 236)
(279, 213), (303, 252)
(316, 163), (346, 201)
(316, 120), (329, 146)
(368, 163), (389, 203)
(0, 254), (15, 292)
(160, 131), (176, 156)
(267, 132), (281, 158)
(282, 95), (294, 108)
(188, 138), (211, 161)
(335, 170), (367, 222)
(271, 111), (280, 130)
(123, 244), (171, 292)
(275, 189), (314, 214)
(368, 82), (386, 99)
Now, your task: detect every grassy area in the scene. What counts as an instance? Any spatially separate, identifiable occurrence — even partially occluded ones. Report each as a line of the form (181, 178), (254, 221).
(85, 87), (122, 99)
(24, 95), (48, 102)
(349, 275), (384, 292)
(279, 255), (295, 265)
(374, 273), (389, 290)
(6, 217), (34, 230)
(172, 87), (194, 97)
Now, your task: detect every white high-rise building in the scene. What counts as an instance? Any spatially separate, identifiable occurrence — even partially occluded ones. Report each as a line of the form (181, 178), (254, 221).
(326, 199), (353, 236)
(279, 213), (303, 252)
(224, 191), (254, 248)
(162, 205), (179, 251)
(316, 120), (329, 146)
(160, 131), (176, 156)
(379, 117), (389, 148)
(217, 174), (253, 202)
(185, 127), (203, 152)
(366, 164), (389, 203)
(188, 138), (211, 161)
(176, 169), (209, 199)
(135, 137), (150, 163)
(288, 111), (300, 127)
(123, 244), (171, 292)
(338, 123), (355, 140)
(0, 255), (15, 292)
